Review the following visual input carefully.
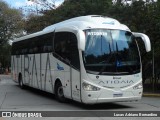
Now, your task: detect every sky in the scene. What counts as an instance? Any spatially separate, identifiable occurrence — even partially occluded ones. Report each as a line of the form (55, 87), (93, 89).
(2, 0), (64, 16)
(3, 0), (158, 9)
(3, 0), (64, 9)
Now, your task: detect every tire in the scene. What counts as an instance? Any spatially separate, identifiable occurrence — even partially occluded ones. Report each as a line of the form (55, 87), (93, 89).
(55, 81), (66, 102)
(19, 75), (25, 89)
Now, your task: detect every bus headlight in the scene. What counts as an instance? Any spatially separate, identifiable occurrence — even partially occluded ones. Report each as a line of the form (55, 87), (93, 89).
(133, 82), (142, 90)
(82, 82), (100, 91)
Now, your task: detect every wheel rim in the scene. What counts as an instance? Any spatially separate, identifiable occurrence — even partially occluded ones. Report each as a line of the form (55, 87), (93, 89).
(58, 86), (63, 97)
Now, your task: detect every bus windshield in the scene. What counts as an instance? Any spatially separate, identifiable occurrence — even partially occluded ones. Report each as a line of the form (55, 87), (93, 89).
(82, 29), (140, 75)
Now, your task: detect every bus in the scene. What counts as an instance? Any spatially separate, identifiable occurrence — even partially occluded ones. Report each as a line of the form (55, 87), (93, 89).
(11, 15), (151, 104)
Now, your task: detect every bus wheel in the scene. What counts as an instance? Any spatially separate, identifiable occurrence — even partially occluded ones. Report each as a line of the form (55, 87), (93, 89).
(55, 81), (66, 102)
(18, 75), (25, 89)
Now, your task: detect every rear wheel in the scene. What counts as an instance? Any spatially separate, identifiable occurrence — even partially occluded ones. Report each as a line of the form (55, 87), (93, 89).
(55, 81), (66, 102)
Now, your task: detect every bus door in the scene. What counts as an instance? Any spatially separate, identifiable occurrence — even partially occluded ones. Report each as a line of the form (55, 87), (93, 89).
(54, 32), (72, 98)
(63, 33), (81, 101)
(64, 58), (81, 101)
(69, 33), (81, 102)
(54, 32), (80, 101)
(54, 32), (81, 101)
(71, 67), (81, 101)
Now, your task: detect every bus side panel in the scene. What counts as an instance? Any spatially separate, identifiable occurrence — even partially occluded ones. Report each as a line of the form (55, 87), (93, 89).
(31, 54), (41, 89)
(28, 54), (33, 87)
(23, 55), (30, 85)
(61, 62), (71, 99)
(11, 56), (18, 82)
(17, 55), (20, 81)
(41, 53), (53, 93)
(53, 57), (71, 98)
(12, 55), (22, 83)
(22, 55), (26, 85)
(64, 71), (71, 98)
(71, 69), (81, 102)
(16, 55), (21, 82)
(21, 55), (24, 83)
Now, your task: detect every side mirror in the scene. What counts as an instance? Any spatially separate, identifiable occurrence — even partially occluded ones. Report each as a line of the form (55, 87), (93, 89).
(132, 32), (151, 52)
(77, 30), (85, 51)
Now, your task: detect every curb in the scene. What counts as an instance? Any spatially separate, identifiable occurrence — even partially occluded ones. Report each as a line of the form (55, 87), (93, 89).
(143, 93), (160, 97)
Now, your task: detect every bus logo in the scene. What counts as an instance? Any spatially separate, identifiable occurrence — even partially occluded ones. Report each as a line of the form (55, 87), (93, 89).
(57, 63), (64, 71)
(106, 80), (134, 84)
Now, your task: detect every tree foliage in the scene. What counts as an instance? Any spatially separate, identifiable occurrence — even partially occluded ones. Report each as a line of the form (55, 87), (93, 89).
(24, 0), (160, 80)
(0, 1), (23, 68)
(1, 0), (160, 79)
(0, 2), (23, 45)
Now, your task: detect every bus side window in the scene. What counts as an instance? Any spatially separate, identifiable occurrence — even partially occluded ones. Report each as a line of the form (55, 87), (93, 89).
(69, 33), (80, 70)
(54, 32), (70, 60)
(41, 33), (53, 53)
(54, 32), (80, 70)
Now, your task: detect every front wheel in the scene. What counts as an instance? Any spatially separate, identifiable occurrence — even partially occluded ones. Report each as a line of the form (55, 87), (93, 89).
(55, 82), (66, 102)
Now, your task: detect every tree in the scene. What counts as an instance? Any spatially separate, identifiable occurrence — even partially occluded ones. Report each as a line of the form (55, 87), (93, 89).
(0, 1), (23, 45)
(24, 0), (113, 33)
(0, 1), (23, 69)
(19, 0), (56, 15)
(23, 0), (160, 78)
(28, 0), (56, 10)
(24, 14), (48, 34)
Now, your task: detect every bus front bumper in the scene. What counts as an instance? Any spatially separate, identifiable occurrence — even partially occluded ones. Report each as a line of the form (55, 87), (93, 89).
(81, 89), (142, 104)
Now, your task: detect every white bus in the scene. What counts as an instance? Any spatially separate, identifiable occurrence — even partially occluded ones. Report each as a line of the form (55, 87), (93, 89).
(11, 15), (151, 104)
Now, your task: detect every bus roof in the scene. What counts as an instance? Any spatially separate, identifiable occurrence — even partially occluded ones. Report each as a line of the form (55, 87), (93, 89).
(43, 15), (130, 31)
(13, 15), (130, 42)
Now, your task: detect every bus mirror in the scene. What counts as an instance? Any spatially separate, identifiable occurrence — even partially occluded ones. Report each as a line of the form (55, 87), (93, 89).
(77, 30), (85, 51)
(133, 32), (151, 52)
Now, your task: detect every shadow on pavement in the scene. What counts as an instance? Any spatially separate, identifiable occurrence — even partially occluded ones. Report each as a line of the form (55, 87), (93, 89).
(16, 85), (133, 110)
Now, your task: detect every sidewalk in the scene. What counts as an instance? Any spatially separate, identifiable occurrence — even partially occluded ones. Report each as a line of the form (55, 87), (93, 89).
(143, 93), (160, 97)
(143, 87), (160, 97)
(143, 83), (160, 97)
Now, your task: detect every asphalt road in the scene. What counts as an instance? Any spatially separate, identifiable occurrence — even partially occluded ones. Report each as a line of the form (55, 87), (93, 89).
(0, 75), (160, 120)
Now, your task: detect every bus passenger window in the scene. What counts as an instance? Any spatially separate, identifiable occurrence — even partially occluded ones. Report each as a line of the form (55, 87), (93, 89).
(54, 32), (80, 70)
(69, 33), (80, 70)
(54, 32), (69, 60)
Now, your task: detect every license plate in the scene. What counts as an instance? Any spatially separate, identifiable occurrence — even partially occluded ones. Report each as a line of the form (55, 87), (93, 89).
(113, 93), (123, 97)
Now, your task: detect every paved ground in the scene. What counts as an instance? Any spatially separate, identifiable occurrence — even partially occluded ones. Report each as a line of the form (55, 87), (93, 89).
(0, 75), (160, 120)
